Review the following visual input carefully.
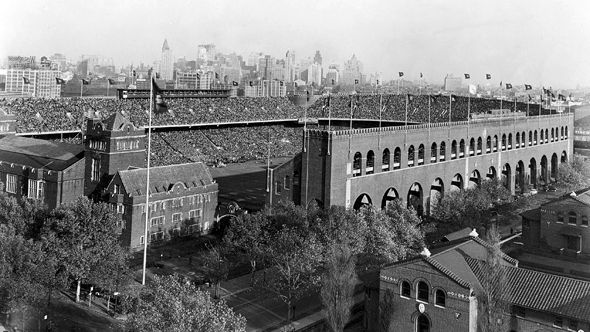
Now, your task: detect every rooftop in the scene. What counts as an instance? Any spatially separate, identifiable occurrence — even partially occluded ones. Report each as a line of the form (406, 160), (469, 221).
(0, 136), (84, 171)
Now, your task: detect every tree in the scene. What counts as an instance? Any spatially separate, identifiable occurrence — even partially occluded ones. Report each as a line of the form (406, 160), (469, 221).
(557, 154), (590, 191)
(43, 197), (126, 302)
(261, 226), (323, 323)
(360, 201), (424, 268)
(200, 244), (233, 299)
(127, 275), (246, 332)
(477, 225), (509, 332)
(0, 194), (48, 239)
(311, 205), (368, 256)
(320, 242), (357, 332)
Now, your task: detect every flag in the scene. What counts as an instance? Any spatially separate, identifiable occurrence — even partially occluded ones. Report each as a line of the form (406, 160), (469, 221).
(499, 81), (502, 87)
(323, 95), (331, 109)
(464, 73), (470, 79)
(525, 84), (532, 90)
(376, 79), (380, 85)
(354, 79), (359, 85)
(55, 78), (65, 85)
(108, 78), (116, 85)
(279, 81), (284, 86)
(152, 78), (168, 113)
(550, 92), (556, 99)
(540, 94), (545, 103)
(155, 73), (161, 79)
(331, 79), (335, 85)
(196, 73), (201, 80)
(407, 94), (414, 103)
(468, 84), (477, 95)
(558, 94), (566, 101)
(543, 87), (548, 95)
(215, 72), (219, 79)
(420, 72), (423, 78)
(486, 74), (491, 80)
(232, 81), (239, 86)
(294, 82), (298, 88)
(81, 79), (90, 85)
(249, 81), (253, 87)
(505, 83), (512, 89)
(398, 72), (404, 77)
(22, 77), (30, 84)
(528, 95), (532, 102)
(132, 70), (137, 77)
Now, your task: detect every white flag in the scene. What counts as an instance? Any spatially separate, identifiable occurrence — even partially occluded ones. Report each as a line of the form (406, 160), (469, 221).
(469, 84), (477, 95)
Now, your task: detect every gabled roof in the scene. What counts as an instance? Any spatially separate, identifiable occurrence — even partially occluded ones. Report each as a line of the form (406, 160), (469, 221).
(0, 136), (84, 171)
(466, 257), (590, 322)
(541, 187), (590, 207)
(101, 112), (134, 131)
(381, 255), (470, 289)
(117, 162), (215, 197)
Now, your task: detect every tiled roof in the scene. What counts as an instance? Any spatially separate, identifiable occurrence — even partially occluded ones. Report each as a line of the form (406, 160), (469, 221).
(118, 162), (214, 196)
(542, 187), (590, 207)
(0, 135), (84, 171)
(465, 257), (590, 322)
(470, 236), (519, 265)
(424, 257), (471, 288)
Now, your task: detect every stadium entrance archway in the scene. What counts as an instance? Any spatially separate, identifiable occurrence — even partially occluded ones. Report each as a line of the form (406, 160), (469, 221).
(429, 178), (444, 215)
(540, 156), (548, 184)
(516, 161), (526, 193)
(502, 164), (511, 190)
(353, 194), (372, 210)
(382, 187), (400, 209)
(487, 166), (497, 180)
(450, 174), (463, 192)
(529, 158), (537, 189)
(551, 153), (558, 180)
(468, 170), (481, 189)
(561, 151), (567, 163)
(407, 183), (423, 216)
(416, 314), (430, 332)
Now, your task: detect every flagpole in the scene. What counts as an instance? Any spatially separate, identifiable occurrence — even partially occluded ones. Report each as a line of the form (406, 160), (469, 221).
(107, 80), (110, 97)
(405, 94), (408, 147)
(80, 80), (83, 98)
(348, 95), (353, 158)
(141, 74), (154, 286)
(379, 92), (382, 150)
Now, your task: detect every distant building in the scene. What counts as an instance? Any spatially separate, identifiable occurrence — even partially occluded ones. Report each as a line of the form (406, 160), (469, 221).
(313, 50), (322, 66)
(175, 71), (199, 89)
(325, 66), (339, 86)
(521, 187), (590, 279)
(7, 56), (36, 69)
(341, 54), (363, 86)
(5, 68), (61, 98)
(284, 50), (296, 82)
(160, 39), (174, 81)
(104, 162), (218, 249)
(197, 44), (216, 66)
(444, 74), (462, 92)
(244, 80), (286, 97)
(307, 63), (322, 87)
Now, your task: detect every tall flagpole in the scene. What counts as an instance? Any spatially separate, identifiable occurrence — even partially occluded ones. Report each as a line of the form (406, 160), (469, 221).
(378, 92), (383, 150)
(107, 80), (110, 97)
(80, 81), (83, 98)
(266, 126), (272, 210)
(348, 94), (354, 158)
(142, 74), (154, 286)
(327, 93), (332, 131)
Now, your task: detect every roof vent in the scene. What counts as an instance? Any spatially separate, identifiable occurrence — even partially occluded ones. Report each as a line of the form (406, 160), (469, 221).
(469, 229), (479, 237)
(420, 247), (431, 258)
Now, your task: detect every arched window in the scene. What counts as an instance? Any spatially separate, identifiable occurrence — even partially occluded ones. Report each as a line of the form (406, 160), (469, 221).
(545, 129), (549, 143)
(439, 141), (446, 161)
(451, 140), (457, 159)
(459, 139), (465, 158)
(565, 126), (568, 138)
(469, 138), (475, 156)
(408, 145), (415, 167)
(556, 127), (560, 140)
(508, 133), (512, 149)
(569, 211), (577, 225)
(431, 143), (437, 163)
(540, 129), (544, 144)
(366, 150), (375, 175)
(515, 132), (520, 149)
(582, 216), (588, 226)
(501, 134), (507, 151)
(529, 131), (533, 146)
(534, 130), (538, 145)
(353, 152), (362, 177)
(382, 148), (390, 171)
(493, 135), (498, 152)
(401, 281), (411, 298)
(486, 136), (491, 153)
(477, 137), (482, 155)
(522, 131), (526, 147)
(551, 128), (555, 142)
(393, 147), (401, 169)
(418, 144), (425, 165)
(435, 289), (446, 307)
(417, 281), (429, 302)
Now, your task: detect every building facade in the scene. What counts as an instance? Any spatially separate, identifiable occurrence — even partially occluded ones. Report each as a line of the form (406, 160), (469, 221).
(5, 68), (62, 98)
(244, 80), (287, 97)
(160, 39), (174, 81)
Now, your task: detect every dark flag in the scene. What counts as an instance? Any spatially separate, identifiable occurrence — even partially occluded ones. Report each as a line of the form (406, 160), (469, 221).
(354, 79), (359, 85)
(215, 72), (219, 80)
(540, 94), (544, 103)
(525, 84), (532, 90)
(152, 78), (168, 113)
(294, 82), (298, 88)
(22, 77), (30, 84)
(55, 78), (65, 85)
(232, 81), (239, 86)
(249, 81), (253, 87)
(542, 87), (548, 95)
(196, 73), (201, 80)
(558, 94), (566, 101)
(486, 74), (491, 80)
(528, 95), (532, 102)
(407, 94), (414, 103)
(323, 95), (331, 109)
(420, 72), (423, 78)
(464, 73), (470, 79)
(132, 70), (137, 77)
(155, 72), (161, 79)
(499, 81), (502, 87)
(81, 79), (90, 85)
(505, 83), (512, 89)
(331, 79), (335, 85)
(376, 79), (380, 85)
(279, 81), (284, 86)
(398, 72), (404, 77)
(108, 78), (116, 85)
(550, 92), (556, 99)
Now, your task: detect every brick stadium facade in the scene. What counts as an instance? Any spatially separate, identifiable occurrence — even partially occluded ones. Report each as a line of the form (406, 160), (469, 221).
(296, 113), (574, 214)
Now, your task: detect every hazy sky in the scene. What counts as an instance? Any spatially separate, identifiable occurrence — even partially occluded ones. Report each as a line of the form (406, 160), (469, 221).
(2, 0), (589, 88)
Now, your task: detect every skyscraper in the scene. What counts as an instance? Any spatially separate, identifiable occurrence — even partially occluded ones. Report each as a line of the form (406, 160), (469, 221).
(313, 50), (322, 66)
(342, 54), (363, 85)
(160, 39), (174, 80)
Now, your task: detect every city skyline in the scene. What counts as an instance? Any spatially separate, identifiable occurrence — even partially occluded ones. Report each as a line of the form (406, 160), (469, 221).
(1, 0), (590, 89)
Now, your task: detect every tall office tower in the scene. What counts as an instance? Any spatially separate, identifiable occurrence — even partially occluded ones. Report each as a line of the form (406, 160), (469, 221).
(341, 54), (364, 85)
(325, 65), (340, 86)
(5, 68), (61, 98)
(258, 55), (276, 80)
(284, 50), (296, 82)
(313, 50), (323, 66)
(160, 39), (174, 80)
(307, 63), (322, 86)
(197, 44), (216, 66)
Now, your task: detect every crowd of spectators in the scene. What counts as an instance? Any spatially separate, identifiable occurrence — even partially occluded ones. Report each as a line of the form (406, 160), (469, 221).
(150, 125), (302, 167)
(0, 95), (562, 134)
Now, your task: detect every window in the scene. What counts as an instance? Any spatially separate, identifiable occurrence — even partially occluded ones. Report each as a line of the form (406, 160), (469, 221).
(451, 140), (457, 159)
(557, 213), (564, 223)
(393, 148), (401, 169)
(469, 138), (475, 155)
(568, 211), (577, 225)
(408, 145), (415, 166)
(91, 157), (100, 182)
(172, 198), (183, 208)
(189, 209), (202, 222)
(27, 179), (38, 199)
(493, 135), (498, 151)
(140, 236), (145, 245)
(417, 144), (425, 165)
(508, 133), (512, 149)
(435, 289), (446, 307)
(486, 136), (491, 153)
(516, 132), (520, 148)
(513, 306), (525, 318)
(582, 216), (588, 227)
(565, 235), (581, 252)
(6, 174), (16, 193)
(150, 231), (164, 242)
(353, 152), (362, 176)
(382, 149), (390, 171)
(501, 134), (506, 151)
(284, 176), (290, 189)
(117, 204), (125, 214)
(459, 139), (465, 157)
(477, 137), (482, 155)
(417, 281), (429, 302)
(172, 213), (182, 223)
(150, 216), (164, 227)
(275, 181), (281, 194)
(401, 281), (411, 298)
(439, 141), (446, 161)
(553, 316), (563, 328)
(114, 184), (120, 194)
(431, 143), (437, 162)
(366, 150), (375, 174)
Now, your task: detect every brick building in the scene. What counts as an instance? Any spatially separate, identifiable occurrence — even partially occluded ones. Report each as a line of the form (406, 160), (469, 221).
(377, 235), (590, 332)
(104, 163), (218, 250)
(520, 188), (590, 280)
